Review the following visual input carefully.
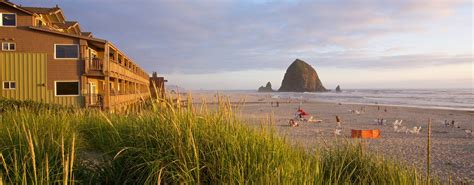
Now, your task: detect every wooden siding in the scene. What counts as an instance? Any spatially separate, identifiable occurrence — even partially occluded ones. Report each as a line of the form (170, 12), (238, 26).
(0, 52), (83, 107)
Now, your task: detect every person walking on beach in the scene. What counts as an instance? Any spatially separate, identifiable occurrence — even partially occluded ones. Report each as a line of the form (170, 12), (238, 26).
(334, 116), (343, 136)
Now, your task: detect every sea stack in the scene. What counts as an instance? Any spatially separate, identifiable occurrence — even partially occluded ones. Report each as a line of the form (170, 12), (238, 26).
(335, 85), (342, 93)
(258, 82), (275, 92)
(279, 59), (326, 92)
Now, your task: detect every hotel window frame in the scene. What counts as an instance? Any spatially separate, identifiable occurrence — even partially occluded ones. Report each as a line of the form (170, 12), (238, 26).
(54, 44), (80, 60)
(2, 42), (16, 51)
(2, 81), (16, 90)
(0, 13), (17, 27)
(54, 80), (80, 96)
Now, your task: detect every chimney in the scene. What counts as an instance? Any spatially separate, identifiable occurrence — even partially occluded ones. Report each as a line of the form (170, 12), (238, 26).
(152, 72), (157, 78)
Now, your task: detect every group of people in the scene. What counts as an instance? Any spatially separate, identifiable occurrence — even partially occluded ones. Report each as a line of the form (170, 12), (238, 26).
(444, 120), (459, 128)
(289, 107), (308, 127)
(443, 120), (472, 138)
(289, 107), (310, 127)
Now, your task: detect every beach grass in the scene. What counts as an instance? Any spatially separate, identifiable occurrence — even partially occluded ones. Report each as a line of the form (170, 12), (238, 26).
(0, 97), (436, 184)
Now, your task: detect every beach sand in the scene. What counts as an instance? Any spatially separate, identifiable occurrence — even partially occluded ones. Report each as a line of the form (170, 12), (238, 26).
(186, 91), (474, 181)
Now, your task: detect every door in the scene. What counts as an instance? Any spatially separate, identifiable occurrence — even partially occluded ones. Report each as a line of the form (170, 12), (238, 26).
(89, 82), (97, 105)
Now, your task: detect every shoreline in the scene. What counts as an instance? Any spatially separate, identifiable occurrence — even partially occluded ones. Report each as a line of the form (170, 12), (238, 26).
(189, 94), (474, 113)
(188, 89), (474, 111)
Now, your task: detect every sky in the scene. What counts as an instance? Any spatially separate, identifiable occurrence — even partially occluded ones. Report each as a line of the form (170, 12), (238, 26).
(16, 0), (473, 90)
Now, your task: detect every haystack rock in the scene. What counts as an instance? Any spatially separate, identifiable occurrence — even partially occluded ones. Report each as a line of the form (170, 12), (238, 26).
(258, 82), (275, 92)
(279, 59), (326, 92)
(335, 85), (342, 92)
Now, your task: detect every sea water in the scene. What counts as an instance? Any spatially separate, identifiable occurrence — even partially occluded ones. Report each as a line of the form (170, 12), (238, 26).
(268, 89), (474, 111)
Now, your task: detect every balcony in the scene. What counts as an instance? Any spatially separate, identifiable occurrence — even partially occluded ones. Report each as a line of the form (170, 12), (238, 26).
(109, 62), (148, 84)
(84, 58), (148, 83)
(85, 93), (104, 107)
(84, 57), (103, 71)
(84, 57), (104, 77)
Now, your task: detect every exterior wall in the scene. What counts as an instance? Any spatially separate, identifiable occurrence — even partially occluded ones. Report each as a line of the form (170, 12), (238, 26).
(0, 52), (83, 107)
(0, 3), (83, 91)
(0, 5), (33, 27)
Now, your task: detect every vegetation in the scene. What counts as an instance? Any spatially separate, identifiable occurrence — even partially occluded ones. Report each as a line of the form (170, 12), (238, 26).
(0, 98), (76, 113)
(0, 98), (435, 184)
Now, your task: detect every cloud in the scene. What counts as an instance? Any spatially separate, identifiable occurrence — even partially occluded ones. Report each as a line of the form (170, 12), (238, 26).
(15, 0), (472, 74)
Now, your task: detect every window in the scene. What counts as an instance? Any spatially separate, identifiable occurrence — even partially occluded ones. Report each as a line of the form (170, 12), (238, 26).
(3, 81), (16, 90)
(0, 13), (16, 26)
(2, 42), (15, 51)
(55, 81), (79, 96)
(55, 44), (79, 59)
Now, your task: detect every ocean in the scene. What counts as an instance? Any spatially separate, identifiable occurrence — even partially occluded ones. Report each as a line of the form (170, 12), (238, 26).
(266, 89), (474, 111)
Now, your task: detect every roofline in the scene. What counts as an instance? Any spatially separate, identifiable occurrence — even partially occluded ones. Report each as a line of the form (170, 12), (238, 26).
(52, 21), (79, 30)
(28, 26), (107, 43)
(51, 9), (62, 15)
(68, 21), (79, 28)
(0, 1), (35, 15)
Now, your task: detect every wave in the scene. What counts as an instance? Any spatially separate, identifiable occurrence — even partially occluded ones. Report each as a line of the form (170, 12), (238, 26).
(267, 89), (474, 111)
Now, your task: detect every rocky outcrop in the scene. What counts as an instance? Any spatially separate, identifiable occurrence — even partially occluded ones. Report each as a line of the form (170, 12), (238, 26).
(335, 85), (342, 93)
(258, 82), (275, 92)
(279, 59), (326, 92)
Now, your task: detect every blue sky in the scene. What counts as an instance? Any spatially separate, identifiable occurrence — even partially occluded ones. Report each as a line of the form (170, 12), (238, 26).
(16, 0), (473, 90)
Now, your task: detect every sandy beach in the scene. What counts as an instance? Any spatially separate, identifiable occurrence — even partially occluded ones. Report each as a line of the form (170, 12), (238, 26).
(188, 91), (474, 182)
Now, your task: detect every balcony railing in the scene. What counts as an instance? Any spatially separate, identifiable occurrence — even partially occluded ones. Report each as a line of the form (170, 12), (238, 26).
(84, 57), (103, 71)
(84, 58), (148, 82)
(85, 93), (104, 107)
(109, 62), (149, 83)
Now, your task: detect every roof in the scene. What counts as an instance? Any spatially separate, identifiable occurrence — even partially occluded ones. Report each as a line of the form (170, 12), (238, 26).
(21, 6), (61, 14)
(0, 1), (34, 15)
(52, 21), (78, 29)
(28, 26), (106, 43)
(81, 32), (93, 37)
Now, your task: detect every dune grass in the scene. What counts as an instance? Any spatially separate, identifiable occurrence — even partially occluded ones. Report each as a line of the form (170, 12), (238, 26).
(0, 97), (437, 184)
